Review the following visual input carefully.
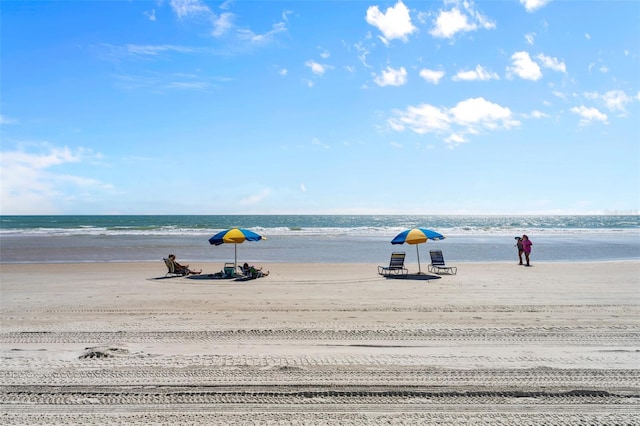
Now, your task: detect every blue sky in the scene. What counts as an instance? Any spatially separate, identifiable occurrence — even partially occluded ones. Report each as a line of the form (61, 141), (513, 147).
(1, 0), (638, 215)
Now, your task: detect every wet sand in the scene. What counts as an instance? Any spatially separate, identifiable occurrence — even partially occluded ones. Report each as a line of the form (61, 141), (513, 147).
(1, 261), (639, 424)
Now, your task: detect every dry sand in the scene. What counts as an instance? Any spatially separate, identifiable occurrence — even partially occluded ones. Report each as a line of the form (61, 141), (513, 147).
(1, 261), (639, 424)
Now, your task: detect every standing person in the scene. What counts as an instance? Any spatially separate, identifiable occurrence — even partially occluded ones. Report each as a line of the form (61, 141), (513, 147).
(515, 237), (524, 265)
(521, 235), (533, 266)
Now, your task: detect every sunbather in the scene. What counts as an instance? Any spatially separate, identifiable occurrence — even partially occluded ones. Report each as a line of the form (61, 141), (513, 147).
(242, 262), (269, 278)
(168, 254), (201, 275)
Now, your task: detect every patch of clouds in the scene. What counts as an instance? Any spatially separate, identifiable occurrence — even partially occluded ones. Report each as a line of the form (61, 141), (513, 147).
(354, 42), (372, 68)
(365, 0), (417, 44)
(429, 0), (495, 39)
(300, 183), (306, 192)
(374, 66), (408, 87)
(452, 65), (499, 82)
(170, 0), (211, 19)
(212, 12), (235, 37)
(0, 143), (111, 215)
(525, 32), (536, 45)
(419, 68), (445, 84)
(305, 60), (330, 76)
(585, 90), (633, 114)
(506, 51), (542, 81)
(123, 44), (197, 57)
(527, 110), (550, 119)
(570, 105), (608, 126)
(144, 9), (157, 21)
(112, 71), (223, 92)
(311, 138), (330, 149)
(537, 53), (566, 73)
(237, 22), (287, 45)
(388, 97), (520, 146)
(167, 0), (287, 46)
(520, 0), (552, 13)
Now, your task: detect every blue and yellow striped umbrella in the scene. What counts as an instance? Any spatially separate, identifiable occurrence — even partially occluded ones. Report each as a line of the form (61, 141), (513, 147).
(391, 228), (445, 274)
(209, 228), (265, 270)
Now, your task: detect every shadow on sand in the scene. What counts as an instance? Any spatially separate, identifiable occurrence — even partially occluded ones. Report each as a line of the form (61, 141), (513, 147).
(384, 273), (441, 281)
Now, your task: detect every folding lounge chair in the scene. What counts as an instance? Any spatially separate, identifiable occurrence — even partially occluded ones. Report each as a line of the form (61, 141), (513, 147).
(163, 258), (187, 277)
(428, 250), (457, 275)
(378, 252), (409, 276)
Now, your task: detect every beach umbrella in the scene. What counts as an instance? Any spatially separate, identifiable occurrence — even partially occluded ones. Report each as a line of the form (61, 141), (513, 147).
(391, 228), (445, 274)
(209, 228), (265, 271)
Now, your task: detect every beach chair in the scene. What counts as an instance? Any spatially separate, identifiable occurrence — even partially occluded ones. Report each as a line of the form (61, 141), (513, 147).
(163, 258), (187, 277)
(428, 250), (457, 275)
(378, 252), (409, 276)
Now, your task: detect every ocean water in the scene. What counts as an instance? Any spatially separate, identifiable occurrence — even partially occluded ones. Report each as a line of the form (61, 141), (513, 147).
(1, 215), (638, 264)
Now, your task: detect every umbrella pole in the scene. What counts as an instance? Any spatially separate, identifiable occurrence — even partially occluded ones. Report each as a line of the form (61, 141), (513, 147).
(234, 244), (237, 272)
(416, 245), (422, 274)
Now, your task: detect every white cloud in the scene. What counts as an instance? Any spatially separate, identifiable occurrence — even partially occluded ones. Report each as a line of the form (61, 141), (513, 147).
(528, 110), (550, 119)
(419, 68), (445, 84)
(429, 1), (495, 39)
(365, 1), (417, 43)
(506, 51), (542, 81)
(525, 32), (536, 45)
(449, 98), (519, 130)
(300, 183), (306, 192)
(212, 12), (234, 37)
(374, 66), (408, 87)
(586, 90), (632, 113)
(520, 0), (552, 13)
(354, 42), (371, 68)
(168, 1), (286, 45)
(537, 53), (566, 73)
(170, 0), (211, 19)
(389, 103), (451, 134)
(452, 65), (499, 81)
(279, 68), (288, 76)
(305, 60), (328, 76)
(144, 9), (156, 21)
(123, 44), (196, 57)
(388, 97), (519, 145)
(237, 22), (287, 44)
(311, 138), (330, 149)
(570, 105), (608, 126)
(0, 144), (110, 215)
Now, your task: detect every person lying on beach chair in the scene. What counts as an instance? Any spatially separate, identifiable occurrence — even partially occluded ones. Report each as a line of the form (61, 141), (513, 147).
(167, 254), (201, 275)
(241, 262), (269, 279)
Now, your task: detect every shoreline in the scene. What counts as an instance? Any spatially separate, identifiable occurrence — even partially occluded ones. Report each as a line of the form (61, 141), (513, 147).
(1, 258), (639, 265)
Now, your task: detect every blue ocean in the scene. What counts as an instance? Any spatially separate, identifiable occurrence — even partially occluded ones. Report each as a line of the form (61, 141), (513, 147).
(1, 215), (638, 264)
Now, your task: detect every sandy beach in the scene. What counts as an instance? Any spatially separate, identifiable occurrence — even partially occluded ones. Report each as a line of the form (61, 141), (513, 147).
(1, 261), (639, 424)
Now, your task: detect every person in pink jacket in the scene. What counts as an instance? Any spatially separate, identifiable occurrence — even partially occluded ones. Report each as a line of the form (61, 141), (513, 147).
(521, 235), (533, 266)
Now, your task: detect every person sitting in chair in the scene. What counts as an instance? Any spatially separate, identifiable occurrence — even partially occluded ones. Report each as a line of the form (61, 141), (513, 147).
(168, 254), (201, 275)
(242, 262), (269, 278)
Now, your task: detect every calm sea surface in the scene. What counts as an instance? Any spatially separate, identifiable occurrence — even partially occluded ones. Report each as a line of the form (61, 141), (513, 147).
(1, 215), (638, 264)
